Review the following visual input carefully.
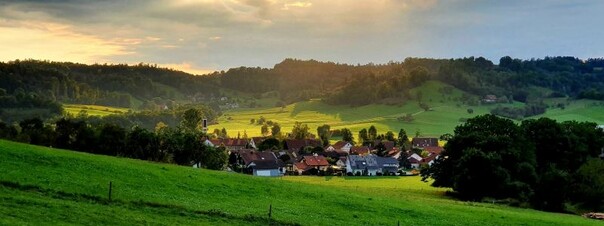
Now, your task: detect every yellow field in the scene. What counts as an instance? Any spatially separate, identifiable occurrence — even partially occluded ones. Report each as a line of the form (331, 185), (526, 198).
(64, 104), (130, 117)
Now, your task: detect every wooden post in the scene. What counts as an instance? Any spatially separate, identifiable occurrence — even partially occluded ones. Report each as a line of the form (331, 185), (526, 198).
(108, 181), (113, 202)
(268, 204), (272, 225)
(397, 220), (400, 226)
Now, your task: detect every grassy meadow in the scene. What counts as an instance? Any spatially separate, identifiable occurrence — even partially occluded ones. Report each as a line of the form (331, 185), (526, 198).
(64, 104), (130, 117)
(0, 140), (600, 225)
(211, 81), (604, 140)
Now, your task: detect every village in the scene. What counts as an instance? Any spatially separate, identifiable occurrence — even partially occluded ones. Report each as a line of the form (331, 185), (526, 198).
(202, 137), (443, 177)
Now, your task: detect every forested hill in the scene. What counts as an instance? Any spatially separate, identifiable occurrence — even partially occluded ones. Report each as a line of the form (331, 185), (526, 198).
(2, 57), (604, 113)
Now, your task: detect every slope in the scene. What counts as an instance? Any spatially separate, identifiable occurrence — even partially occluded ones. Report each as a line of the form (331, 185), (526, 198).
(0, 140), (599, 225)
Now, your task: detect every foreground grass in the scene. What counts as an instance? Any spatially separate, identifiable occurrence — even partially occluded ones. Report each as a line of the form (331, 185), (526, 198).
(0, 140), (599, 225)
(63, 104), (130, 117)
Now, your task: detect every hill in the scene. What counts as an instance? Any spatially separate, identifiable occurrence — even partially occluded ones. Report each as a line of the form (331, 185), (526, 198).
(211, 81), (604, 139)
(0, 140), (599, 225)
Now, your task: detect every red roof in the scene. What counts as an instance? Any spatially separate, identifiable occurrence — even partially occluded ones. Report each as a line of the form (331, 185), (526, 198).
(303, 155), (329, 166)
(350, 146), (370, 155)
(424, 146), (444, 155)
(332, 141), (349, 150)
(294, 162), (310, 171)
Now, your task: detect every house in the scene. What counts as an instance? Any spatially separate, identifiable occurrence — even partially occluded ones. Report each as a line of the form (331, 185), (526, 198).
(421, 153), (439, 166)
(376, 156), (399, 175)
(336, 156), (347, 168)
(294, 154), (330, 175)
(350, 146), (371, 155)
(423, 146), (444, 156)
(407, 153), (423, 169)
(346, 155), (379, 176)
(250, 137), (266, 149)
(412, 138), (439, 148)
(483, 95), (497, 103)
(284, 139), (323, 152)
(325, 141), (353, 153)
(238, 150), (282, 176)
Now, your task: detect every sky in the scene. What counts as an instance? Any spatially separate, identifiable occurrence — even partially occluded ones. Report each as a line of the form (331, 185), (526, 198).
(0, 0), (603, 74)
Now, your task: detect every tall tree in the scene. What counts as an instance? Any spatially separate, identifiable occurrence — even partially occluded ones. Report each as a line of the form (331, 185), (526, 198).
(290, 122), (312, 139)
(341, 128), (354, 144)
(180, 108), (203, 132)
(317, 124), (331, 146)
(368, 125), (377, 141)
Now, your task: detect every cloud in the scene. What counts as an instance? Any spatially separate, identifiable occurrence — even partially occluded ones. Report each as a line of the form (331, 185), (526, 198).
(0, 20), (131, 63)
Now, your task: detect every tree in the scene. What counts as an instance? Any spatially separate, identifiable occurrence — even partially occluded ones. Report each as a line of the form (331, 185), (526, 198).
(358, 128), (368, 144)
(258, 138), (281, 151)
(341, 128), (354, 144)
(419, 102), (430, 111)
(261, 124), (269, 136)
(422, 114), (535, 201)
(201, 146), (228, 170)
(220, 128), (228, 138)
(97, 123), (126, 156)
(271, 123), (281, 137)
(397, 128), (409, 147)
(368, 125), (377, 142)
(250, 118), (255, 124)
(181, 108), (203, 132)
(385, 131), (395, 142)
(572, 158), (604, 211)
(317, 124), (331, 146)
(290, 122), (312, 139)
(467, 108), (474, 114)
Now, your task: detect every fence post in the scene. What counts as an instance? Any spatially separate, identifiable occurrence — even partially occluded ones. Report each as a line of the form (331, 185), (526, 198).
(268, 204), (272, 225)
(397, 220), (400, 226)
(108, 181), (113, 202)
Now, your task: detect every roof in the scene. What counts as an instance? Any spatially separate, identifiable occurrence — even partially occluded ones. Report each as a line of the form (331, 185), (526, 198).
(423, 146), (444, 155)
(421, 154), (438, 164)
(284, 139), (322, 151)
(412, 138), (439, 148)
(250, 159), (279, 170)
(376, 156), (399, 168)
(332, 141), (350, 150)
(348, 155), (379, 170)
(238, 150), (278, 167)
(294, 162), (310, 171)
(303, 155), (329, 166)
(350, 146), (371, 155)
(408, 153), (423, 162)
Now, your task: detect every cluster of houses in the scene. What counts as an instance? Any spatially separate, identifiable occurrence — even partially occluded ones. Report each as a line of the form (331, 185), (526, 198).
(203, 137), (444, 177)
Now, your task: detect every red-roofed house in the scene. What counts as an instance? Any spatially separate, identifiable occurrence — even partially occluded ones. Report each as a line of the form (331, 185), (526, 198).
(325, 141), (353, 153)
(293, 154), (330, 174)
(210, 138), (249, 151)
(350, 146), (371, 155)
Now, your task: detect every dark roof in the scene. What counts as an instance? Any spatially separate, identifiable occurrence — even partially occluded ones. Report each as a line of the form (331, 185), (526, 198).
(284, 139), (322, 151)
(350, 146), (371, 155)
(376, 156), (399, 168)
(348, 155), (379, 170)
(238, 150), (278, 167)
(250, 159), (279, 169)
(303, 155), (329, 166)
(412, 138), (439, 148)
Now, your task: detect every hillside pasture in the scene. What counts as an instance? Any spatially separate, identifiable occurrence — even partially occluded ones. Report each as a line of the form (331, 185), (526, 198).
(63, 104), (130, 117)
(0, 140), (599, 225)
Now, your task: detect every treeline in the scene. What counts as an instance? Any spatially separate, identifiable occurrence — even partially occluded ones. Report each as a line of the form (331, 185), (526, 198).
(3, 56), (604, 111)
(0, 114), (227, 170)
(421, 115), (604, 212)
(0, 60), (221, 109)
(71, 104), (217, 131)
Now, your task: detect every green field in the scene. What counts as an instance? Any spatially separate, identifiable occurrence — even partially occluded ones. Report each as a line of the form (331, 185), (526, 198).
(64, 104), (130, 117)
(211, 81), (604, 140)
(0, 140), (599, 225)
